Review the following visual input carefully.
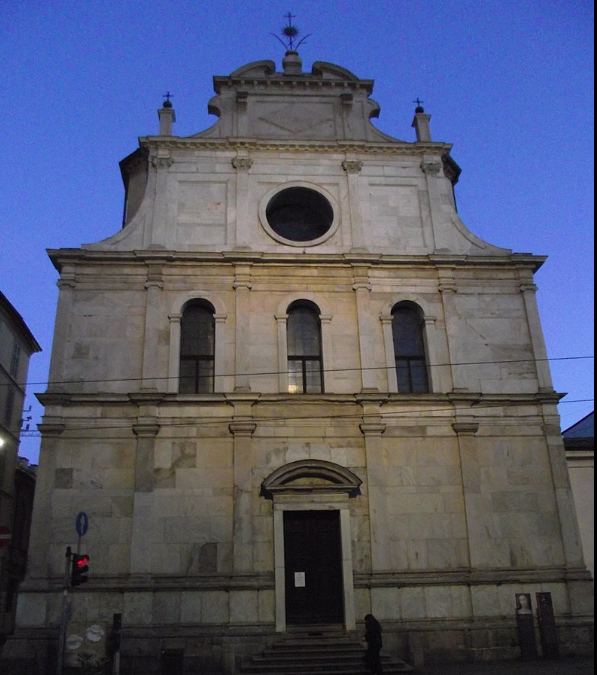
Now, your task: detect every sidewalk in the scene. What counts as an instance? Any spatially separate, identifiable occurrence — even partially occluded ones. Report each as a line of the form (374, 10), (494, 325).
(420, 656), (594, 675)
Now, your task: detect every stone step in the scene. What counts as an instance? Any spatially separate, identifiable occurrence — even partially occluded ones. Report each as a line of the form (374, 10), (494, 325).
(239, 634), (414, 675)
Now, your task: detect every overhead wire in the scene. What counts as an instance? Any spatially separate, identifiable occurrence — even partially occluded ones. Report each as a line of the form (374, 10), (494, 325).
(3, 354), (594, 389)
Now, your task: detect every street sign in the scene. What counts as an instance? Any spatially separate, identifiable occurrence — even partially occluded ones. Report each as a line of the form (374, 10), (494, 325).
(76, 512), (89, 537)
(0, 526), (11, 548)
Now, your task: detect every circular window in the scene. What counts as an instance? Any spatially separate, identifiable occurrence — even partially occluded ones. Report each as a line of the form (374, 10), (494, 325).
(260, 184), (338, 246)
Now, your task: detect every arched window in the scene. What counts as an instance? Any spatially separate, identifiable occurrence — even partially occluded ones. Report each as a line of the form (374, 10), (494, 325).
(287, 301), (324, 394)
(392, 302), (429, 393)
(179, 300), (215, 393)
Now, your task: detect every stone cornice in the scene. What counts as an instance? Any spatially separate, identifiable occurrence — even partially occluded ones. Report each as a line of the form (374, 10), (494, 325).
(35, 391), (565, 409)
(354, 565), (593, 588)
(48, 249), (547, 273)
(138, 136), (453, 156)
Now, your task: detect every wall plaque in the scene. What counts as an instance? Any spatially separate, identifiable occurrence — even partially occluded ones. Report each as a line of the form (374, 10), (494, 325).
(294, 572), (306, 588)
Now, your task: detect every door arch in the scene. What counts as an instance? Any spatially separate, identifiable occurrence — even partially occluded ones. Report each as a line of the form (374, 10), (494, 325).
(261, 460), (362, 632)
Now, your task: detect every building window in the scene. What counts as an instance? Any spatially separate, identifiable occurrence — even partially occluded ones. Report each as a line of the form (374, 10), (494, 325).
(10, 343), (21, 378)
(4, 386), (15, 426)
(259, 183), (339, 247)
(179, 301), (215, 393)
(392, 302), (429, 393)
(287, 301), (324, 394)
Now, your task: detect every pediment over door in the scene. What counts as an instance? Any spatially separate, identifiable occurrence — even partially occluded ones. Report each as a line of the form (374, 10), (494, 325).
(261, 460), (362, 499)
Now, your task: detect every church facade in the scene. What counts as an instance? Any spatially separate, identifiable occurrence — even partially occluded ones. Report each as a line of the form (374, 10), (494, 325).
(8, 50), (593, 673)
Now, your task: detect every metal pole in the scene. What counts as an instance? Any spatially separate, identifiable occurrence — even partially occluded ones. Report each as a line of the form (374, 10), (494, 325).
(111, 613), (122, 675)
(56, 547), (71, 675)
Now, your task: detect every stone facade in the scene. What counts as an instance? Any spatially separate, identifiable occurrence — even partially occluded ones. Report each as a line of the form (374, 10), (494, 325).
(5, 52), (593, 673)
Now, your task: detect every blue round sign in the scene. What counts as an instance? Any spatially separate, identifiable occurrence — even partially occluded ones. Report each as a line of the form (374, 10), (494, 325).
(76, 512), (89, 537)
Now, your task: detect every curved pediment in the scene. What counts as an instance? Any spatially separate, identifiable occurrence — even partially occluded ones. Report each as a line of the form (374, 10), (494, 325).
(261, 460), (362, 499)
(228, 60), (276, 79)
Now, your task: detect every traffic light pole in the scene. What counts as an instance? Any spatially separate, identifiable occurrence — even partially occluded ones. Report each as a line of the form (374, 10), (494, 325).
(56, 547), (71, 675)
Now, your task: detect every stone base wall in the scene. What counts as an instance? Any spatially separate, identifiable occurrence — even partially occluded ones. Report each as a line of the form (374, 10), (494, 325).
(3, 616), (594, 674)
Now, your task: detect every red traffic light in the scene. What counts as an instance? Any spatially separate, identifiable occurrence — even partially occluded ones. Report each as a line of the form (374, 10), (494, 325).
(71, 553), (90, 587)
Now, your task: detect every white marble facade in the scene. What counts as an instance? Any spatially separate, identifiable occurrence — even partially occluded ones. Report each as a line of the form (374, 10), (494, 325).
(9, 52), (593, 672)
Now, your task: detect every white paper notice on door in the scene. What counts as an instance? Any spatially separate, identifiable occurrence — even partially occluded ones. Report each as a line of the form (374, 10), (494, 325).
(294, 572), (306, 587)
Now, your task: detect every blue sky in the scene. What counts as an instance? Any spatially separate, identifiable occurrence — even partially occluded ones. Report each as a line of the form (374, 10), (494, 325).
(1, 0), (594, 462)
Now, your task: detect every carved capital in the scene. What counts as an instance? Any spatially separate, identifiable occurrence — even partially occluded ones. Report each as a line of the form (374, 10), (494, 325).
(232, 157), (253, 171)
(439, 281), (456, 294)
(229, 421), (257, 437)
(342, 160), (363, 174)
(421, 161), (442, 176)
(57, 273), (76, 289)
(38, 422), (66, 437)
(133, 423), (161, 438)
(452, 422), (479, 436)
(151, 156), (173, 170)
(520, 283), (538, 294)
(353, 282), (371, 292)
(360, 422), (386, 436)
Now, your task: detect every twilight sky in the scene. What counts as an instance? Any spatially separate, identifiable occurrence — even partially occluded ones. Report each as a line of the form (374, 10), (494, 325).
(1, 0), (594, 463)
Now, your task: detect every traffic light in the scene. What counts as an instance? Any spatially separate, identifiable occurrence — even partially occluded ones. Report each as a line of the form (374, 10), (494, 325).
(71, 553), (90, 587)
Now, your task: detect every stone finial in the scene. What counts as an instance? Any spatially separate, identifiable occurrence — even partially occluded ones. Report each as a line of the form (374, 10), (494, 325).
(412, 100), (432, 142)
(158, 93), (176, 136)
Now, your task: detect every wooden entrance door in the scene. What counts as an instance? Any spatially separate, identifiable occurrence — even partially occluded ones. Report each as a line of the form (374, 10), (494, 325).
(284, 510), (344, 625)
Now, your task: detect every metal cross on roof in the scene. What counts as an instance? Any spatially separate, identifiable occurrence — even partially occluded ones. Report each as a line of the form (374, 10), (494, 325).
(413, 98), (425, 109)
(271, 12), (311, 51)
(163, 92), (173, 103)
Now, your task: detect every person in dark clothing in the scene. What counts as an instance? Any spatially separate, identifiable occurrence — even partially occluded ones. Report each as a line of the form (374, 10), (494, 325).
(364, 614), (384, 675)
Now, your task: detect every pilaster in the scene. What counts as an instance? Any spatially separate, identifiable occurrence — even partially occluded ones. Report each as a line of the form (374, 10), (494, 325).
(229, 404), (257, 573)
(129, 398), (162, 575)
(141, 264), (164, 391)
(276, 314), (289, 393)
(452, 419), (479, 569)
(518, 270), (554, 392)
(360, 409), (390, 571)
(232, 155), (253, 250)
(148, 152), (173, 247)
(167, 313), (182, 393)
(438, 267), (469, 392)
(380, 315), (398, 393)
(542, 409), (586, 571)
(342, 158), (366, 251)
(353, 265), (379, 392)
(233, 264), (252, 392)
(47, 268), (76, 392)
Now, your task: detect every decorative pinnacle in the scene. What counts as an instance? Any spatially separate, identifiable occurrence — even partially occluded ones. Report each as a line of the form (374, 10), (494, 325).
(163, 91), (173, 108)
(413, 97), (425, 113)
(271, 12), (311, 51)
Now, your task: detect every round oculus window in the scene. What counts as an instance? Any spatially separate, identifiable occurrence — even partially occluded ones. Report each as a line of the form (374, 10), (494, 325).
(264, 187), (335, 244)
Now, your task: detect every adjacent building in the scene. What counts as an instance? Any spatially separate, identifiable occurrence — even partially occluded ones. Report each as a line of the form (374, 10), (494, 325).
(0, 291), (40, 656)
(564, 412), (594, 579)
(7, 50), (594, 673)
